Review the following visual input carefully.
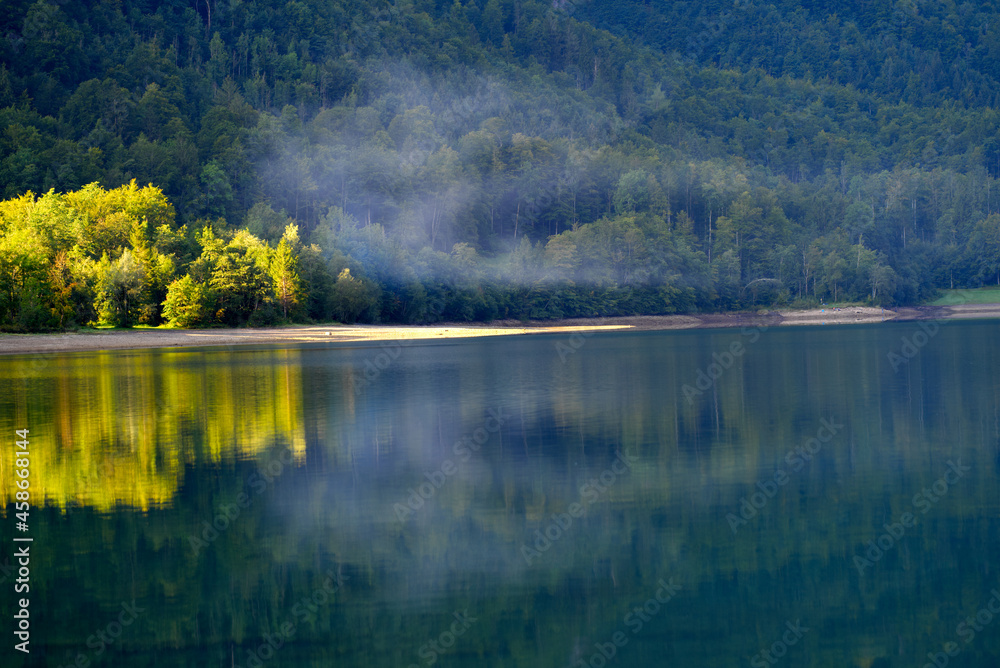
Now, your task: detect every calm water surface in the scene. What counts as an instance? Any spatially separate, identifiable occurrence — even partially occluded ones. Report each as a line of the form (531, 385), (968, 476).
(2, 320), (999, 667)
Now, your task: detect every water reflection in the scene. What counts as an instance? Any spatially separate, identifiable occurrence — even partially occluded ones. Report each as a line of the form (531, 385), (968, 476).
(1, 321), (999, 666)
(1, 348), (306, 511)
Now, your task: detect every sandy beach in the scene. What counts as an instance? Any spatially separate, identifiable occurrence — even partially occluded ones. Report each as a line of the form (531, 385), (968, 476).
(0, 303), (997, 355)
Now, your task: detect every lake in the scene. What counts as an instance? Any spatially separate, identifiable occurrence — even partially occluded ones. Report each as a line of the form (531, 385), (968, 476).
(2, 319), (999, 667)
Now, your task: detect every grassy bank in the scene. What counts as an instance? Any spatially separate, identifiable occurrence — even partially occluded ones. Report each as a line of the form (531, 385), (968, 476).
(931, 287), (1000, 305)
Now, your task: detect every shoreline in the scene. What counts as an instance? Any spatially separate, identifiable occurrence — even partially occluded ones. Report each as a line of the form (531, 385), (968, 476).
(0, 304), (996, 356)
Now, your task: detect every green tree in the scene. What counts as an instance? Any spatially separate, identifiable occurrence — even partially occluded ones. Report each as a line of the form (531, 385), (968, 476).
(967, 214), (1000, 285)
(128, 221), (175, 324)
(270, 226), (302, 319)
(200, 161), (233, 219)
(162, 275), (214, 327)
(330, 268), (378, 323)
(95, 249), (145, 327)
(821, 250), (849, 302)
(209, 231), (271, 325)
(869, 264), (898, 303)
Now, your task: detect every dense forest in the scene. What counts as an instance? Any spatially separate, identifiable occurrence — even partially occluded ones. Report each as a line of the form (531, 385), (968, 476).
(3, 0), (1000, 330)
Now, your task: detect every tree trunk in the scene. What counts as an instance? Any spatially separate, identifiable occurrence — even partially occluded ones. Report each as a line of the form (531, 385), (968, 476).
(707, 202), (713, 264)
(430, 198), (439, 248)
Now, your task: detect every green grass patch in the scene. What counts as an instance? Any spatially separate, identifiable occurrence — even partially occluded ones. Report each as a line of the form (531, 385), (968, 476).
(930, 287), (1000, 305)
(88, 324), (171, 331)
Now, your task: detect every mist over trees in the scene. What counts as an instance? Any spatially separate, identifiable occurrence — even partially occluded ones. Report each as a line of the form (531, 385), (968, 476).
(2, 0), (1000, 330)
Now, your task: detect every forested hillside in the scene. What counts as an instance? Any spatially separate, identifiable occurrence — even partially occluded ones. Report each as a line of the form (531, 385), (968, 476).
(3, 0), (1000, 330)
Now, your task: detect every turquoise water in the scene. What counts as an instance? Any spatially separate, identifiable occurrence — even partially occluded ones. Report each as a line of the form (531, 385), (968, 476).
(2, 319), (999, 667)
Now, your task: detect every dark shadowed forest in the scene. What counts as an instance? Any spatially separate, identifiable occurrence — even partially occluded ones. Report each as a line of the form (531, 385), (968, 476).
(4, 0), (1000, 330)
